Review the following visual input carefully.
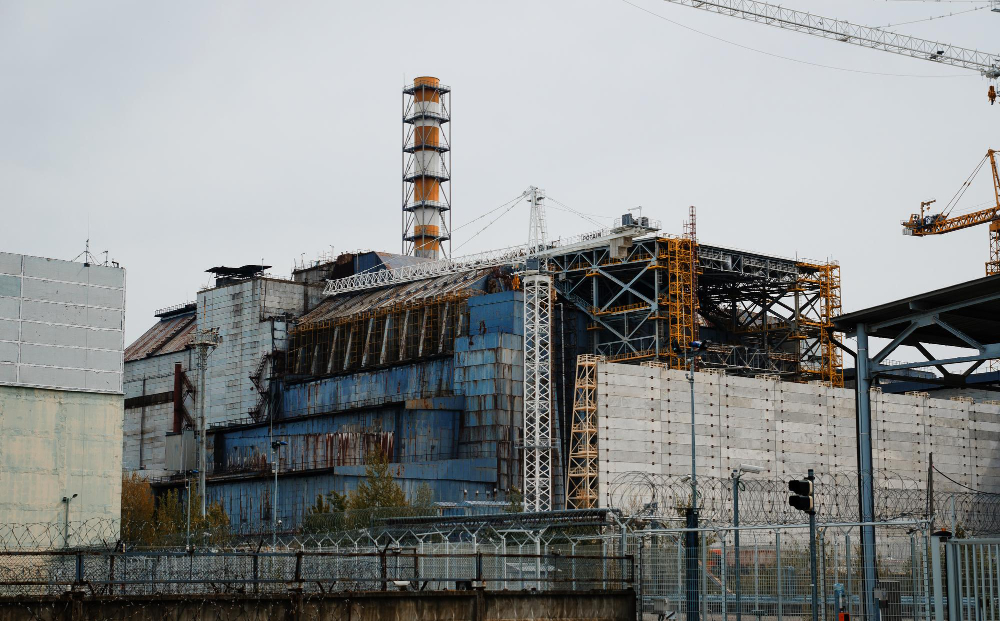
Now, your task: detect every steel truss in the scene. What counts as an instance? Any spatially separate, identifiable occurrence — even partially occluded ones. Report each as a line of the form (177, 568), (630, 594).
(523, 273), (553, 512)
(567, 355), (600, 509)
(547, 239), (843, 382)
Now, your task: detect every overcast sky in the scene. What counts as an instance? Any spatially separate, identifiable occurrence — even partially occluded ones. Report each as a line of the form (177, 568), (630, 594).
(1, 0), (998, 344)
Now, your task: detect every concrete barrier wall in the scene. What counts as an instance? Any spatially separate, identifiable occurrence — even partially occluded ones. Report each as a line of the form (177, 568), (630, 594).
(596, 362), (1000, 504)
(0, 590), (636, 621)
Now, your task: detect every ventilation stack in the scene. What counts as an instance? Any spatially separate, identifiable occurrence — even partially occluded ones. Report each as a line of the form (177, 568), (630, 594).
(403, 77), (451, 259)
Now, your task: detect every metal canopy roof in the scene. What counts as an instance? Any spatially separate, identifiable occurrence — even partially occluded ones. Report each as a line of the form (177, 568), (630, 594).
(834, 274), (1000, 349)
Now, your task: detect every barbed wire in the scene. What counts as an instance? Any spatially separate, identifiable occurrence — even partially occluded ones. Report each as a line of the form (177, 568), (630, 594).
(607, 471), (1000, 534)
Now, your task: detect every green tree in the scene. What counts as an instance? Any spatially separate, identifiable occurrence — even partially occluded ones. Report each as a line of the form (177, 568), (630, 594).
(302, 491), (349, 533)
(506, 487), (524, 513)
(348, 449), (408, 517)
(411, 483), (435, 515)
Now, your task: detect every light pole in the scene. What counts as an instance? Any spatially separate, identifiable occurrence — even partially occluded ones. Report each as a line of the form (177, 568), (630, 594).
(732, 464), (763, 621)
(61, 494), (78, 548)
(673, 338), (710, 621)
(185, 469), (198, 551)
(271, 440), (287, 548)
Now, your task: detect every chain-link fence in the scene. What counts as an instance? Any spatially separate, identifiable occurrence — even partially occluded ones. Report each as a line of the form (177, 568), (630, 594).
(624, 521), (931, 621)
(0, 548), (633, 597)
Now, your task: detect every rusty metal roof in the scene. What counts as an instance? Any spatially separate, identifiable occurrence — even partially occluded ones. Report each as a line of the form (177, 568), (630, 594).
(297, 268), (494, 326)
(125, 312), (196, 362)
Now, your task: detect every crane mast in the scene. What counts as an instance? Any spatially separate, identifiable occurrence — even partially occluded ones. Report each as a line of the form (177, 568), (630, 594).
(658, 0), (1000, 78)
(522, 187), (553, 512)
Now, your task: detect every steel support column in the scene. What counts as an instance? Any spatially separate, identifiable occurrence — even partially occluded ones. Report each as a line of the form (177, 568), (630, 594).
(854, 323), (878, 620)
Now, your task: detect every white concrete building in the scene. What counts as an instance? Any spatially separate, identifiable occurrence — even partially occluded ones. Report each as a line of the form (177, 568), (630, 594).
(123, 269), (322, 477)
(0, 252), (125, 536)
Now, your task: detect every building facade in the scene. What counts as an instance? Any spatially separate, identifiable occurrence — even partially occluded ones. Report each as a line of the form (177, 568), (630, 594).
(0, 252), (125, 537)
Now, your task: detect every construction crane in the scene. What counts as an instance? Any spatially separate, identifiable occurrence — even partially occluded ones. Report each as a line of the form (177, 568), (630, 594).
(902, 149), (1000, 275)
(654, 0), (1000, 86)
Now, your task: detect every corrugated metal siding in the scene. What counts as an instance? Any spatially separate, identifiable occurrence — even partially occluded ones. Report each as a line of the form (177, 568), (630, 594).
(298, 269), (492, 325)
(124, 313), (195, 361)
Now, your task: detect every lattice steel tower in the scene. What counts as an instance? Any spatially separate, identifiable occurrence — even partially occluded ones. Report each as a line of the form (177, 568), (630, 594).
(403, 77), (451, 259)
(522, 186), (553, 512)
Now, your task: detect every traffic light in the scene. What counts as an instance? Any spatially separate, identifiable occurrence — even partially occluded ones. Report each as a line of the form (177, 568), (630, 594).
(788, 478), (814, 513)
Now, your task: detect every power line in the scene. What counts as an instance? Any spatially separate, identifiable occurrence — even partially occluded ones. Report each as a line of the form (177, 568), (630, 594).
(933, 465), (1000, 495)
(620, 0), (976, 79)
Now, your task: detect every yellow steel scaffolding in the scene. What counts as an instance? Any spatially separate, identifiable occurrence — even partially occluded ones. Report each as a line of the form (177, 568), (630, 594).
(567, 354), (601, 509)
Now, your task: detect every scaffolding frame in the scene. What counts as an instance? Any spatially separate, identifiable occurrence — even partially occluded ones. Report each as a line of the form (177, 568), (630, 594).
(567, 354), (601, 509)
(547, 237), (844, 383)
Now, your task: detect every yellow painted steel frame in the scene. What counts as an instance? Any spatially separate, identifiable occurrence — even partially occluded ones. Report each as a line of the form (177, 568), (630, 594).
(663, 235), (699, 370)
(567, 354), (601, 509)
(795, 262), (844, 387)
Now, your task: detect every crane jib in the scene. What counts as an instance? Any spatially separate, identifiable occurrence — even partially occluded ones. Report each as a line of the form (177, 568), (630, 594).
(662, 0), (1000, 76)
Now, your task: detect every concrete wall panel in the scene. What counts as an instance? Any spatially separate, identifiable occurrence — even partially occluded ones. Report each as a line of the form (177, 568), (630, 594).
(0, 254), (124, 394)
(0, 385), (123, 540)
(596, 361), (999, 507)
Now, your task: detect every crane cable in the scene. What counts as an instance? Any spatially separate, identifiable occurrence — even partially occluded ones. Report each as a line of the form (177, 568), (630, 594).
(546, 195), (612, 229)
(452, 193), (526, 253)
(941, 154), (989, 218)
(452, 193), (528, 233)
(882, 5), (987, 28)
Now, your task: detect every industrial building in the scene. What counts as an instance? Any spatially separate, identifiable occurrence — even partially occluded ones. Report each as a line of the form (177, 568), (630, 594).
(0, 252), (125, 539)
(122, 76), (994, 533)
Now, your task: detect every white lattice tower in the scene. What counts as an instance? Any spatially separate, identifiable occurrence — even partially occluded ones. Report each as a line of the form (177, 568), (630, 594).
(522, 186), (553, 512)
(527, 186), (548, 252)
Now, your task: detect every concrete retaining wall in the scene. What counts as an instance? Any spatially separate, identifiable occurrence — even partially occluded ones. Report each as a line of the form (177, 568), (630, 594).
(0, 590), (636, 621)
(0, 385), (123, 531)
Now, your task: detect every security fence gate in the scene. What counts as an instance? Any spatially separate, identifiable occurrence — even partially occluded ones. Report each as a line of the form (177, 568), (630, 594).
(626, 521), (931, 621)
(941, 538), (1000, 621)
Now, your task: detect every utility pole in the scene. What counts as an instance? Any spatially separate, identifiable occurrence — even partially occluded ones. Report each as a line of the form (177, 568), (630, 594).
(191, 328), (221, 517)
(790, 470), (818, 621)
(674, 339), (709, 621)
(61, 494), (78, 548)
(732, 465), (763, 621)
(184, 469), (198, 551)
(271, 440), (287, 548)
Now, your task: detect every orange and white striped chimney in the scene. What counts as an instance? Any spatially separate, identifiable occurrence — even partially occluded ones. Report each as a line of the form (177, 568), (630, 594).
(403, 76), (451, 259)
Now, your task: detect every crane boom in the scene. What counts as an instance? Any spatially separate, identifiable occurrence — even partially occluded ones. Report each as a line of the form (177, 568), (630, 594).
(658, 0), (1000, 78)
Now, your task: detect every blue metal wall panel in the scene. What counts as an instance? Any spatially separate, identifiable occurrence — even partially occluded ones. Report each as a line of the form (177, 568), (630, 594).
(202, 289), (528, 532)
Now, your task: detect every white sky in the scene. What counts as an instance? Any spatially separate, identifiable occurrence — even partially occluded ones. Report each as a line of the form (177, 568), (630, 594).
(1, 0), (998, 344)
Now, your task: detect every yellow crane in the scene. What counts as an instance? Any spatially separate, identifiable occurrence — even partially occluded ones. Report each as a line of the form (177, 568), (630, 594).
(902, 149), (1000, 276)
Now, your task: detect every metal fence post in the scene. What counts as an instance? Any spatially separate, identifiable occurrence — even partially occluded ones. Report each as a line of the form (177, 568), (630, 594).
(75, 552), (84, 585)
(722, 537), (729, 621)
(252, 552), (259, 594)
(946, 541), (960, 621)
(777, 531), (783, 621)
(846, 534), (854, 620)
(820, 531), (828, 621)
